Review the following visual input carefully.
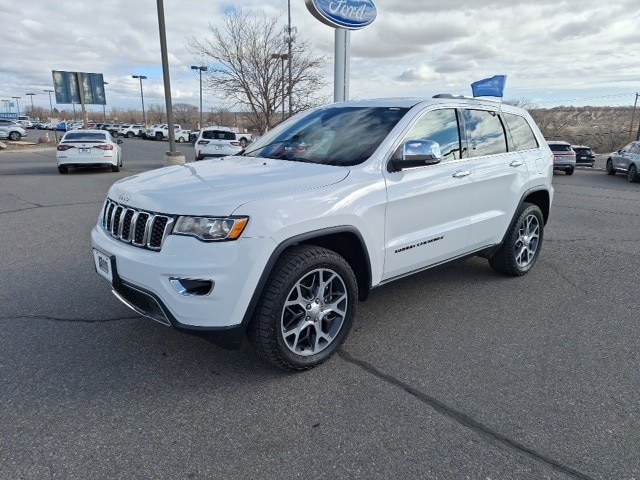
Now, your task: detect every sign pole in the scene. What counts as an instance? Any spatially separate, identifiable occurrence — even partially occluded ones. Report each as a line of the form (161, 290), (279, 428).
(75, 72), (89, 128)
(333, 29), (350, 103)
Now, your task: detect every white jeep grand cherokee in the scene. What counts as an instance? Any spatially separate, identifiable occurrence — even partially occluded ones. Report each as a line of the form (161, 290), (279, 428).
(91, 96), (554, 371)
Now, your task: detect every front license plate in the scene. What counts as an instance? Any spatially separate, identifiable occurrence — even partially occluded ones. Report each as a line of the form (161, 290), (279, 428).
(93, 248), (113, 283)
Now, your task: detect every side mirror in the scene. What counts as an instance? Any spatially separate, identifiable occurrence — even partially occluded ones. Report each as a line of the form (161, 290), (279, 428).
(389, 139), (442, 172)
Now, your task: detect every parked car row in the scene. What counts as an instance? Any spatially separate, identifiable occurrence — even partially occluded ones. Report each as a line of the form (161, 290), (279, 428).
(547, 141), (595, 175)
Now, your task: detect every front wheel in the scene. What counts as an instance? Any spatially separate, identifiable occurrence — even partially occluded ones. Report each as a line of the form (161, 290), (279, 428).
(489, 203), (544, 277)
(177, 136), (185, 143)
(248, 245), (358, 371)
(627, 164), (639, 183)
(565, 167), (574, 175)
(606, 159), (616, 175)
(155, 132), (163, 141)
(9, 131), (21, 141)
(127, 132), (135, 139)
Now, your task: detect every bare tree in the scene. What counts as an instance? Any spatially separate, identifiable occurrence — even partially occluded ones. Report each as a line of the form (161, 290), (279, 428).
(173, 103), (198, 127)
(188, 7), (327, 134)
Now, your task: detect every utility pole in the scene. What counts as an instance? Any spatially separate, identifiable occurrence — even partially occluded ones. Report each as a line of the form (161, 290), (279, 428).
(629, 92), (639, 141)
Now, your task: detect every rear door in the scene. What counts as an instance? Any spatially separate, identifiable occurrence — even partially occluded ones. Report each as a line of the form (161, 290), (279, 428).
(464, 109), (529, 249)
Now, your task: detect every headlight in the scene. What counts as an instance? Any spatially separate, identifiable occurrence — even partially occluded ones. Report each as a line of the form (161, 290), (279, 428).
(173, 216), (249, 241)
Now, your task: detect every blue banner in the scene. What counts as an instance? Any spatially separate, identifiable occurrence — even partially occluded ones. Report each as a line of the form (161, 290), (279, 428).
(471, 75), (506, 98)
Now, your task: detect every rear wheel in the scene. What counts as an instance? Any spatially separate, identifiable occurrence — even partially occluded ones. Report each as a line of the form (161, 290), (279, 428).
(177, 136), (185, 143)
(489, 203), (544, 277)
(111, 157), (121, 172)
(248, 245), (357, 371)
(606, 159), (616, 175)
(57, 165), (68, 174)
(9, 131), (21, 141)
(127, 131), (135, 138)
(565, 167), (574, 175)
(239, 137), (248, 148)
(628, 164), (639, 183)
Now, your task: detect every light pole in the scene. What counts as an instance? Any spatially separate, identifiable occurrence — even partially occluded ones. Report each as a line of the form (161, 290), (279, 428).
(286, 0), (294, 117)
(43, 89), (54, 119)
(102, 82), (109, 122)
(11, 96), (21, 116)
(132, 75), (147, 125)
(271, 53), (290, 122)
(25, 93), (36, 117)
(191, 65), (208, 129)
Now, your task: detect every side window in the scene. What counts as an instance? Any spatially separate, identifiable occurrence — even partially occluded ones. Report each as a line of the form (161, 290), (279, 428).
(463, 109), (507, 157)
(399, 108), (462, 162)
(622, 142), (634, 153)
(502, 113), (539, 151)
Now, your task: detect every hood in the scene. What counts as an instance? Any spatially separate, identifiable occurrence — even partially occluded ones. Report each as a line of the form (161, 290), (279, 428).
(108, 156), (350, 215)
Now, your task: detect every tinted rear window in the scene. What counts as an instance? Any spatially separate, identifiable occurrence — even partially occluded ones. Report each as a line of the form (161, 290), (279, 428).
(548, 144), (572, 152)
(63, 132), (108, 142)
(202, 130), (236, 140)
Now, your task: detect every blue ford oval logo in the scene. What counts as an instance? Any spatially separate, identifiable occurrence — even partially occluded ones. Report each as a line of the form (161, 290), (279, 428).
(305, 0), (377, 30)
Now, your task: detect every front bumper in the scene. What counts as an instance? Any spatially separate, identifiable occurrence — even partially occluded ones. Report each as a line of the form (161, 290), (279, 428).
(91, 225), (276, 347)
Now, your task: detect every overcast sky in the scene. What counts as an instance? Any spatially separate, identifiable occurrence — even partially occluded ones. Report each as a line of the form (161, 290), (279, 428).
(1, 0), (639, 116)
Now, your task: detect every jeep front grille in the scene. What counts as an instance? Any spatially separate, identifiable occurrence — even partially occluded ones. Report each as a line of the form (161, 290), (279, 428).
(101, 198), (174, 251)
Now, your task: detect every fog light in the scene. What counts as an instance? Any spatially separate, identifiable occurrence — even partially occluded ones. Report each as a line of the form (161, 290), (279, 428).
(169, 278), (214, 296)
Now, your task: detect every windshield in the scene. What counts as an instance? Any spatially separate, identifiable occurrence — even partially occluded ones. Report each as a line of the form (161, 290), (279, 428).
(244, 106), (409, 166)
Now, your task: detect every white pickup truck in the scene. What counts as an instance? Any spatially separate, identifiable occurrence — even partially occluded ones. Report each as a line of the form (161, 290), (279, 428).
(144, 124), (190, 142)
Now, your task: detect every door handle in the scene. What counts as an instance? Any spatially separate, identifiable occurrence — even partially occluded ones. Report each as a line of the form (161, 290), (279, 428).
(452, 170), (471, 178)
(509, 160), (523, 167)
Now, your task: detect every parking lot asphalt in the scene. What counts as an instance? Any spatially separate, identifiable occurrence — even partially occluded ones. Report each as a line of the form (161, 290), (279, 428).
(1, 139), (639, 479)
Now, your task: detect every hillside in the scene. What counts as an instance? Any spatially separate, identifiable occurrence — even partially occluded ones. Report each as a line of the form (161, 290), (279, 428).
(528, 106), (639, 153)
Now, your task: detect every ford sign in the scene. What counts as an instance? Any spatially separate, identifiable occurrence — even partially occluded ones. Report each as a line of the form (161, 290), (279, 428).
(305, 0), (377, 30)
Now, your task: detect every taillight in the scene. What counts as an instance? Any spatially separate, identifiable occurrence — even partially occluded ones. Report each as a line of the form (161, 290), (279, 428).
(197, 140), (209, 145)
(230, 141), (240, 147)
(57, 145), (75, 151)
(93, 144), (114, 150)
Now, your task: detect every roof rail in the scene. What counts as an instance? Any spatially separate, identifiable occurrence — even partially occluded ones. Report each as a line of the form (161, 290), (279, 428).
(432, 93), (467, 99)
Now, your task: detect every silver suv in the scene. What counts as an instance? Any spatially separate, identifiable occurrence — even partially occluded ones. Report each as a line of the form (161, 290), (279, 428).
(606, 141), (640, 183)
(547, 140), (576, 175)
(0, 119), (27, 141)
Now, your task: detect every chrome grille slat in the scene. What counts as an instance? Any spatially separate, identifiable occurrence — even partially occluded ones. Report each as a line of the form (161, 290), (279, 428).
(101, 199), (174, 252)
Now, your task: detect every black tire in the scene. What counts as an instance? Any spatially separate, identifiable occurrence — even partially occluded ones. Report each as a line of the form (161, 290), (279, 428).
(565, 167), (574, 175)
(111, 157), (121, 172)
(489, 202), (544, 277)
(627, 164), (639, 183)
(127, 131), (135, 139)
(9, 131), (21, 141)
(606, 159), (616, 175)
(57, 165), (68, 174)
(248, 245), (358, 371)
(239, 137), (248, 148)
(155, 132), (163, 141)
(177, 136), (185, 143)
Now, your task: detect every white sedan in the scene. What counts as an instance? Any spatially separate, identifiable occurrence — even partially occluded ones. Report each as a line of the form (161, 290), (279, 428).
(56, 129), (123, 174)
